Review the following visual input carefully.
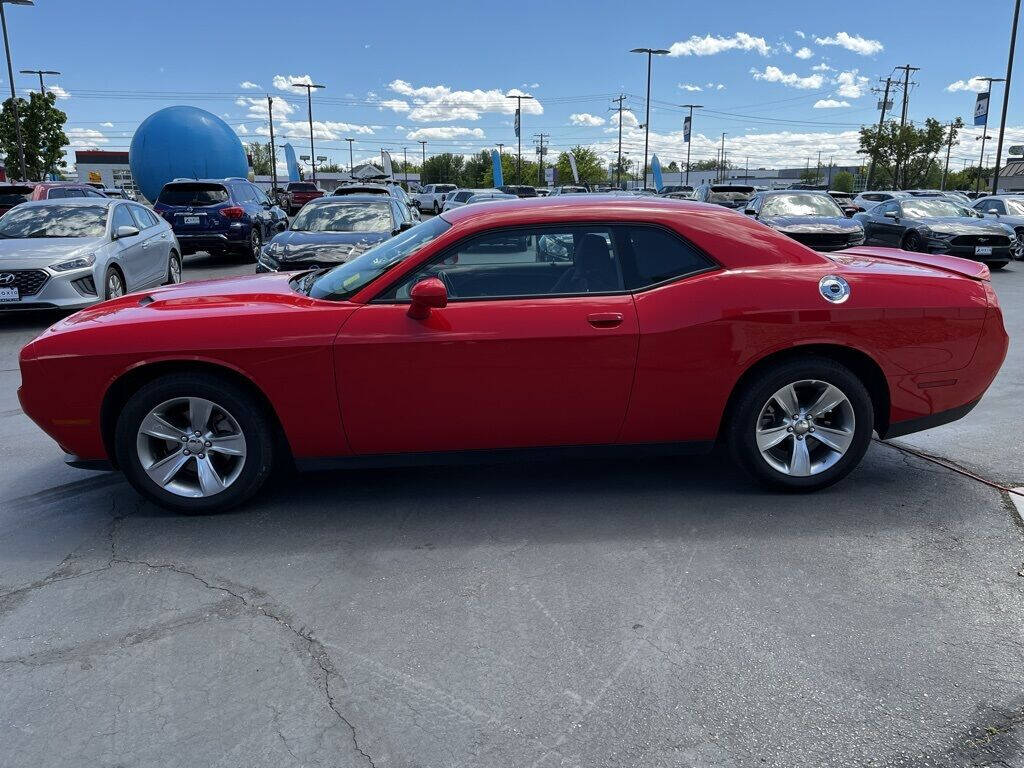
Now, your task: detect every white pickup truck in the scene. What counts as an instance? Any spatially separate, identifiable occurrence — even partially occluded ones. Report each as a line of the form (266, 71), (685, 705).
(411, 184), (457, 214)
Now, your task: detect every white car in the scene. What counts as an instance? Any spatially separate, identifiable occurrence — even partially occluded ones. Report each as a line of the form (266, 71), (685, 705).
(411, 184), (457, 214)
(851, 190), (911, 212)
(440, 188), (503, 212)
(0, 198), (181, 310)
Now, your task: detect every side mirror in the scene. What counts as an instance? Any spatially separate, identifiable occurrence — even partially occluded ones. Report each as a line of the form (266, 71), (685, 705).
(743, 208), (757, 216)
(114, 224), (139, 239)
(883, 211), (898, 219)
(987, 208), (1000, 215)
(407, 277), (447, 319)
(399, 220), (415, 231)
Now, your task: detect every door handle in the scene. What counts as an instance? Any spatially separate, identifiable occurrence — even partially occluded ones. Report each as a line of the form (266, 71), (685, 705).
(141, 241), (149, 249)
(587, 312), (624, 328)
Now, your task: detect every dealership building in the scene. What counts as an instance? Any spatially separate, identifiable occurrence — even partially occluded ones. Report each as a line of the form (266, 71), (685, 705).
(74, 150), (137, 194)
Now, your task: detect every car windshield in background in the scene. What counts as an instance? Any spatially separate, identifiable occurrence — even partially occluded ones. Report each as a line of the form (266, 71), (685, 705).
(0, 204), (107, 238)
(0, 185), (33, 206)
(291, 202), (393, 232)
(708, 190), (752, 203)
(902, 199), (964, 218)
(308, 215), (450, 300)
(157, 183), (229, 206)
(1002, 198), (1024, 215)
(762, 194), (844, 217)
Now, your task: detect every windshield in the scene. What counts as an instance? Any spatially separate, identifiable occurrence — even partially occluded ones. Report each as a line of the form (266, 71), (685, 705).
(0, 185), (32, 206)
(762, 194), (844, 217)
(291, 201), (394, 232)
(902, 199), (964, 218)
(708, 190), (752, 203)
(158, 183), (229, 206)
(308, 215), (450, 300)
(289, 183), (316, 191)
(0, 204), (107, 238)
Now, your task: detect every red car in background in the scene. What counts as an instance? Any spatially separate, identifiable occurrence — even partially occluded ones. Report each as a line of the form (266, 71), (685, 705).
(18, 197), (1007, 513)
(0, 181), (107, 216)
(283, 181), (324, 214)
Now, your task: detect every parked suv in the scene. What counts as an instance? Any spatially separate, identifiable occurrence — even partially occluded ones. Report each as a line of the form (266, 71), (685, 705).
(153, 178), (288, 261)
(283, 181), (324, 214)
(0, 181), (107, 216)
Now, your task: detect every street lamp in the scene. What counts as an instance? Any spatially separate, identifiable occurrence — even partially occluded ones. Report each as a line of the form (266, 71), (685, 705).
(1, 0), (33, 180)
(505, 93), (535, 185)
(993, 0), (1022, 193)
(631, 47), (669, 189)
(976, 133), (994, 193)
(19, 67), (58, 96)
(294, 81), (325, 183)
(344, 138), (355, 178)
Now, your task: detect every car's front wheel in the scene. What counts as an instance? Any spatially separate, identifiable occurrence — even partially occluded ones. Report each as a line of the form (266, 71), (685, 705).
(165, 251), (182, 285)
(727, 357), (874, 492)
(901, 230), (924, 252)
(104, 266), (125, 300)
(432, 201), (440, 214)
(114, 373), (275, 513)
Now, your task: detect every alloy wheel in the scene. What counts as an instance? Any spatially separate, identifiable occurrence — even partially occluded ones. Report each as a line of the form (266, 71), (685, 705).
(1013, 232), (1024, 261)
(250, 229), (262, 259)
(754, 379), (856, 477)
(106, 271), (124, 299)
(135, 396), (247, 498)
(168, 255), (182, 284)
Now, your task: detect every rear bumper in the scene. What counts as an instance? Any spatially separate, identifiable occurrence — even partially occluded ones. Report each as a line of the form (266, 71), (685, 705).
(882, 397), (981, 439)
(174, 227), (251, 250)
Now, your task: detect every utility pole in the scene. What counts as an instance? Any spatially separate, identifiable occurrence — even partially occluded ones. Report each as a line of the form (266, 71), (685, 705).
(680, 103), (702, 188)
(816, 150), (822, 186)
(941, 121), (956, 190)
(534, 133), (548, 186)
(719, 133), (726, 183)
(0, 1), (27, 180)
(827, 155), (834, 187)
(345, 138), (355, 178)
(402, 146), (408, 186)
(972, 76), (1005, 193)
(611, 94), (627, 188)
(496, 143), (504, 155)
(505, 93), (535, 185)
(976, 133), (994, 193)
(631, 47), (669, 189)
(19, 67), (58, 95)
(893, 65), (920, 188)
(294, 81), (326, 183)
(417, 139), (427, 171)
(993, 0), (1021, 193)
(267, 96), (278, 194)
(866, 76), (893, 189)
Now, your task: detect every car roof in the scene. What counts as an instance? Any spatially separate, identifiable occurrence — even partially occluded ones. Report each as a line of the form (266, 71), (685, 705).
(758, 189), (831, 196)
(17, 197), (119, 208)
(307, 194), (393, 204)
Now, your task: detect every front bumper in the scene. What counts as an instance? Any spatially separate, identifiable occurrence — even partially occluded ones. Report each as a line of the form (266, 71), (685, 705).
(0, 266), (99, 310)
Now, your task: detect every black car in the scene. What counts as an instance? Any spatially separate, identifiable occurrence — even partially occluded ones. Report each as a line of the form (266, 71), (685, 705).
(744, 191), (865, 251)
(256, 194), (414, 273)
(855, 197), (1013, 268)
(499, 185), (539, 198)
(154, 178), (288, 261)
(694, 184), (755, 209)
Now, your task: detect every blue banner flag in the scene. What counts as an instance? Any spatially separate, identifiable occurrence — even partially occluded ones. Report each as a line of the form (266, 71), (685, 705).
(514, 108), (520, 138)
(974, 91), (990, 126)
(283, 143), (300, 181)
(651, 154), (663, 192)
(491, 149), (504, 187)
(683, 115), (691, 143)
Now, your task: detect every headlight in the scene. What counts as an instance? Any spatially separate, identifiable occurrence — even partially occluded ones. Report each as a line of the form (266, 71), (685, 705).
(927, 230), (956, 241)
(50, 253), (96, 271)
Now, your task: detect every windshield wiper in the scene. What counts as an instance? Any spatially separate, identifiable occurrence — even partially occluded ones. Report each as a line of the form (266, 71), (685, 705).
(298, 266), (333, 295)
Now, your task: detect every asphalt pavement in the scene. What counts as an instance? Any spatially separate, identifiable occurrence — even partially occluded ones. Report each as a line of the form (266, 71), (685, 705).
(1, 253), (1022, 768)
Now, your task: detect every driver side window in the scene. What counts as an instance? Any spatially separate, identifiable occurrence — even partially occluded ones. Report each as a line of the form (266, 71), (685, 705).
(875, 201), (899, 217)
(382, 226), (623, 301)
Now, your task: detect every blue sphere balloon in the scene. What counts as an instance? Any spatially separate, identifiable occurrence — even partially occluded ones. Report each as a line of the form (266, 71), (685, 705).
(129, 106), (248, 202)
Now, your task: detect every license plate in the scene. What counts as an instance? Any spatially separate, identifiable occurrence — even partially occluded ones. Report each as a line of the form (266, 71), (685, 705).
(975, 245), (993, 256)
(0, 286), (19, 302)
(182, 216), (200, 225)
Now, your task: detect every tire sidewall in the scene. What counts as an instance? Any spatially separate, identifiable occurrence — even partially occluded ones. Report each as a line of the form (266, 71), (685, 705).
(902, 230), (923, 251)
(114, 373), (275, 513)
(728, 358), (874, 491)
(167, 252), (182, 284)
(104, 266), (124, 300)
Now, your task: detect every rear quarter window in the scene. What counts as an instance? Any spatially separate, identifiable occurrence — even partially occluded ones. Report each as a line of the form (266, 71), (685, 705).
(617, 225), (715, 290)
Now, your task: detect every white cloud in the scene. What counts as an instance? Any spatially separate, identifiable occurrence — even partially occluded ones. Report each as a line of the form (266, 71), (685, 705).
(795, 47), (813, 59)
(946, 75), (991, 93)
(378, 99), (410, 113)
(835, 69), (869, 98)
(795, 30), (806, 39)
(668, 32), (771, 57)
(405, 126), (485, 141)
(678, 83), (703, 92)
(781, 42), (793, 54)
(254, 119), (373, 141)
(387, 79), (543, 122)
(522, 82), (540, 89)
(49, 84), (71, 100)
(608, 110), (639, 129)
(814, 32), (883, 56)
(812, 62), (832, 72)
(66, 128), (109, 147)
(570, 112), (606, 126)
(100, 121), (113, 128)
(750, 66), (824, 89)
(239, 81), (260, 90)
(716, 83), (726, 90)
(813, 99), (851, 109)
(235, 124), (248, 134)
(272, 73), (315, 92)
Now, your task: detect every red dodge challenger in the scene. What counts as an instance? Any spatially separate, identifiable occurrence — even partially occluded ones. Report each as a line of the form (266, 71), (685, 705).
(19, 197), (1008, 513)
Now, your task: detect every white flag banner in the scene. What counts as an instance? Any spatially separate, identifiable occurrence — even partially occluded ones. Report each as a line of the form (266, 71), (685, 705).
(382, 150), (394, 178)
(568, 152), (579, 183)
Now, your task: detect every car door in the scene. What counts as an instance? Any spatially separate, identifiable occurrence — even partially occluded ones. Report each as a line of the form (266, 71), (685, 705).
(128, 204), (171, 286)
(333, 224), (640, 455)
(110, 203), (147, 289)
(864, 200), (901, 245)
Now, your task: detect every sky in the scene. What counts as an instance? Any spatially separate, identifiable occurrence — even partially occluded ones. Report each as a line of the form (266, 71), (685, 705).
(6, 0), (1021, 176)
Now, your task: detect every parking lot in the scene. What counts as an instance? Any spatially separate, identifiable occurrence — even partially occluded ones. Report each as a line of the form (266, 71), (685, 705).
(1, 253), (1022, 767)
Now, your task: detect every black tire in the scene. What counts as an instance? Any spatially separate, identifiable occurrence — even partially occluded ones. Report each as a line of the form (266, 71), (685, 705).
(165, 251), (182, 285)
(988, 260), (1009, 271)
(432, 201), (440, 214)
(244, 227), (262, 263)
(901, 230), (924, 252)
(114, 372), (275, 514)
(727, 357), (874, 492)
(103, 265), (126, 300)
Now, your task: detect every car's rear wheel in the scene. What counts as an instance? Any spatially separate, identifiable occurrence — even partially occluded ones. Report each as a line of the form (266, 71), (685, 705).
(433, 201), (440, 214)
(165, 251), (182, 285)
(727, 357), (874, 492)
(114, 373), (275, 513)
(104, 266), (125, 300)
(245, 228), (262, 263)
(901, 230), (924, 252)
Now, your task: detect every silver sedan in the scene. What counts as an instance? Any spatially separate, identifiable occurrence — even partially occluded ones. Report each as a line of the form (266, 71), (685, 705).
(0, 198), (181, 310)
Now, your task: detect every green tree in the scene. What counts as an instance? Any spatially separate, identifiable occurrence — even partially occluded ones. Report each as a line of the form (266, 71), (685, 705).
(246, 141), (273, 175)
(832, 170), (855, 193)
(0, 92), (69, 180)
(860, 117), (961, 190)
(483, 152), (538, 187)
(420, 153), (465, 185)
(665, 160), (680, 172)
(553, 146), (607, 186)
(317, 162), (344, 173)
(461, 151), (491, 188)
(689, 158), (728, 171)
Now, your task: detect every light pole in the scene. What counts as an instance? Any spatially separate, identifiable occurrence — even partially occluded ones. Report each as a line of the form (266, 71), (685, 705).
(631, 47), (669, 189)
(402, 146), (408, 185)
(680, 103), (702, 187)
(267, 96), (277, 194)
(20, 67), (58, 96)
(976, 134), (994, 193)
(0, 0), (32, 180)
(505, 93), (535, 185)
(344, 138), (355, 178)
(418, 139), (427, 169)
(993, 0), (1021, 193)
(294, 81), (325, 183)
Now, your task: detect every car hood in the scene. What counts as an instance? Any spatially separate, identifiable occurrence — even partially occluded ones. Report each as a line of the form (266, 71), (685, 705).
(0, 237), (103, 269)
(914, 216), (1012, 236)
(268, 230), (388, 262)
(761, 215), (861, 233)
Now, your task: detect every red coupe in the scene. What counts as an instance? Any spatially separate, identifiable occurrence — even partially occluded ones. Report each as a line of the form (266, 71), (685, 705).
(19, 197), (1008, 512)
